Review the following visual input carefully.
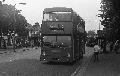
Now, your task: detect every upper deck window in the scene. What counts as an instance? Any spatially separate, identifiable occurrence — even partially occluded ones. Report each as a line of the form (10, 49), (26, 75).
(43, 12), (72, 21)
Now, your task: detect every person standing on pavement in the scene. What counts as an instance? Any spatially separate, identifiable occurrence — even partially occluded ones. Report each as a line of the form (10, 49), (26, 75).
(31, 40), (34, 49)
(93, 43), (100, 62)
(113, 40), (120, 54)
(110, 41), (114, 52)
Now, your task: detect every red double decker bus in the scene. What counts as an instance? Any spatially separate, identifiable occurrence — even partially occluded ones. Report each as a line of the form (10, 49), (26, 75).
(40, 7), (85, 63)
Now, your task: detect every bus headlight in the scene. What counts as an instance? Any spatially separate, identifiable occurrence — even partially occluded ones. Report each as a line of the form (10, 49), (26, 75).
(42, 52), (46, 56)
(67, 53), (71, 57)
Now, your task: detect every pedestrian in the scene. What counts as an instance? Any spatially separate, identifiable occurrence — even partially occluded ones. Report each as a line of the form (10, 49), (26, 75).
(3, 39), (6, 49)
(113, 40), (119, 54)
(101, 40), (104, 51)
(110, 42), (114, 52)
(106, 42), (110, 53)
(93, 43), (100, 62)
(31, 40), (34, 49)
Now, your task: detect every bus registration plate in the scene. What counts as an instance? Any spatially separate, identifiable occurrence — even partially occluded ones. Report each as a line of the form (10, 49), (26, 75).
(51, 50), (60, 53)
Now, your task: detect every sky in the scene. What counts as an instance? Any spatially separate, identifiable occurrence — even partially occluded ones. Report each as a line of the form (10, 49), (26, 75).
(2, 0), (104, 32)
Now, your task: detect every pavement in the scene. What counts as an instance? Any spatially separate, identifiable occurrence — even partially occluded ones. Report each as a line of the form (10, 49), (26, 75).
(71, 47), (94, 76)
(75, 50), (120, 76)
(0, 47), (37, 54)
(0, 47), (41, 63)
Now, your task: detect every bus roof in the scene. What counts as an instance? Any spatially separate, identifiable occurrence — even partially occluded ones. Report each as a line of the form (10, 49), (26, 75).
(43, 7), (73, 13)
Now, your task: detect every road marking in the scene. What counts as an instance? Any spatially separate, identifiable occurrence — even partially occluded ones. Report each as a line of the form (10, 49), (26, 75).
(0, 71), (9, 76)
(71, 48), (93, 76)
(71, 55), (92, 76)
(71, 63), (82, 76)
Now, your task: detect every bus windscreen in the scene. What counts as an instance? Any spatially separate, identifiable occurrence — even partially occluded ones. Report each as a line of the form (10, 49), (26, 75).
(43, 36), (71, 47)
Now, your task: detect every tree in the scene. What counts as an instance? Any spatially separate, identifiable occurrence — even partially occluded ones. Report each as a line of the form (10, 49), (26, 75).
(87, 30), (96, 38)
(0, 2), (28, 36)
(0, 2), (11, 36)
(14, 14), (28, 36)
(99, 0), (120, 40)
(32, 22), (41, 35)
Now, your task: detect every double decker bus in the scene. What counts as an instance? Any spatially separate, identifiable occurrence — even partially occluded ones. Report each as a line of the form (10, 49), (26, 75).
(40, 7), (85, 63)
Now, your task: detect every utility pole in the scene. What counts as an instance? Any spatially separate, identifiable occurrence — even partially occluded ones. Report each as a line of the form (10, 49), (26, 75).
(0, 29), (3, 48)
(13, 3), (26, 52)
(99, 21), (101, 30)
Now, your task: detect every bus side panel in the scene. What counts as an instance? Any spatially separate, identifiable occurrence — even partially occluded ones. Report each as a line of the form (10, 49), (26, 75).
(79, 33), (85, 57)
(73, 37), (79, 60)
(73, 33), (85, 60)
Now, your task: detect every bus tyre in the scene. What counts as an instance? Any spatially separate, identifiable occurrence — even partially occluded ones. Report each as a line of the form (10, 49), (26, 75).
(81, 54), (83, 58)
(80, 52), (83, 59)
(67, 61), (74, 65)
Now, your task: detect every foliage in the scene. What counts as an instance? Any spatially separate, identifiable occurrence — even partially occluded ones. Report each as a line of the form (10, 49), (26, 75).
(73, 13), (85, 28)
(99, 0), (120, 40)
(87, 30), (96, 37)
(26, 23), (33, 31)
(0, 1), (28, 36)
(32, 22), (41, 31)
(32, 22), (41, 35)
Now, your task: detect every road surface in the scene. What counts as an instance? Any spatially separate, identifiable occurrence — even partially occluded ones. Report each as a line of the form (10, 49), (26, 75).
(0, 47), (93, 76)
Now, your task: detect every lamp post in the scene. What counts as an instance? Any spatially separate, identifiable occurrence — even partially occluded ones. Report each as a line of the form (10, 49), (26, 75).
(12, 2), (26, 52)
(0, 32), (3, 48)
(11, 31), (18, 52)
(13, 2), (26, 23)
(99, 21), (101, 30)
(11, 31), (15, 52)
